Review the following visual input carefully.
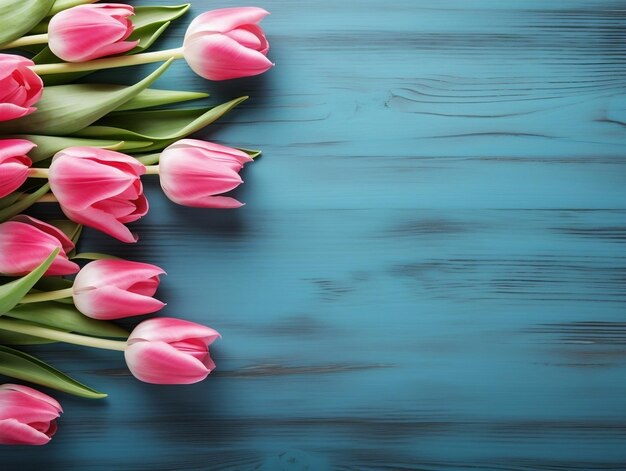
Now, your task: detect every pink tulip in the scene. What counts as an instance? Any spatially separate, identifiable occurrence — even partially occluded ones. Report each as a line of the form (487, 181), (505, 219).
(0, 139), (35, 198)
(72, 259), (165, 320)
(0, 215), (79, 276)
(48, 4), (138, 62)
(183, 7), (273, 81)
(125, 318), (220, 384)
(48, 147), (148, 243)
(0, 54), (43, 122)
(159, 139), (253, 208)
(0, 384), (62, 446)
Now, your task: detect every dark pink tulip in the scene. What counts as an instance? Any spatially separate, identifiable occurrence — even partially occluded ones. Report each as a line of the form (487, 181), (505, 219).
(125, 318), (220, 384)
(48, 4), (138, 62)
(0, 215), (79, 276)
(159, 139), (253, 208)
(73, 259), (165, 320)
(0, 139), (35, 198)
(0, 54), (43, 122)
(183, 7), (273, 81)
(48, 147), (148, 243)
(0, 384), (62, 446)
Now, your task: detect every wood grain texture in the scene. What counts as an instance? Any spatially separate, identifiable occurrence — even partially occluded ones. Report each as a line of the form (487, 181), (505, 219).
(2, 0), (626, 469)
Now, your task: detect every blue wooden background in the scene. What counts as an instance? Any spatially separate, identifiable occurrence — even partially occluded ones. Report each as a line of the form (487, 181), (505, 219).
(3, 0), (626, 469)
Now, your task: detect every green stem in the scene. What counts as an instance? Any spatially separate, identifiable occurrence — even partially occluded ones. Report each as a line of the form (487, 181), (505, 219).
(0, 34), (48, 49)
(18, 192), (57, 203)
(0, 318), (127, 351)
(19, 287), (74, 304)
(144, 165), (160, 175)
(31, 47), (185, 75)
(28, 168), (49, 178)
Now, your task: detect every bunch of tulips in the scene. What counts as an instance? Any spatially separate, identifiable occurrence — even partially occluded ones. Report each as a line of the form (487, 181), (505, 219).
(0, 0), (272, 445)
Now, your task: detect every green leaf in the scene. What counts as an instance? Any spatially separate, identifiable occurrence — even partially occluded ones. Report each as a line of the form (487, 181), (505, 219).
(17, 134), (153, 162)
(240, 148), (263, 159)
(0, 0), (55, 47)
(7, 302), (129, 339)
(0, 192), (22, 210)
(34, 276), (73, 292)
(0, 249), (59, 315)
(71, 252), (122, 261)
(74, 97), (248, 152)
(0, 60), (174, 135)
(115, 88), (209, 112)
(130, 4), (191, 52)
(47, 219), (82, 246)
(0, 330), (57, 345)
(48, 0), (96, 16)
(0, 183), (50, 222)
(0, 344), (107, 398)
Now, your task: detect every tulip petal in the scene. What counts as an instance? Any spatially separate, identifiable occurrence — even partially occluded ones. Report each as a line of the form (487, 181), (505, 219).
(129, 317), (220, 345)
(0, 103), (34, 122)
(11, 215), (75, 254)
(185, 7), (269, 36)
(125, 341), (211, 384)
(0, 139), (36, 160)
(74, 285), (165, 320)
(0, 418), (52, 445)
(74, 260), (164, 292)
(60, 204), (138, 243)
(185, 33), (273, 81)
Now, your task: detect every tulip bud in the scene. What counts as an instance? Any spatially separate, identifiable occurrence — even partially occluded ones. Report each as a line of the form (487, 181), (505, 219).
(0, 215), (79, 276)
(0, 384), (62, 446)
(48, 147), (148, 243)
(0, 139), (35, 198)
(159, 139), (253, 208)
(0, 54), (43, 122)
(183, 7), (273, 81)
(125, 318), (220, 384)
(48, 4), (139, 62)
(72, 259), (165, 320)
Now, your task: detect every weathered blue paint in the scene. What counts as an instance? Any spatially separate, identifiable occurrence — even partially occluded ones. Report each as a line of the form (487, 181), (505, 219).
(2, 0), (626, 469)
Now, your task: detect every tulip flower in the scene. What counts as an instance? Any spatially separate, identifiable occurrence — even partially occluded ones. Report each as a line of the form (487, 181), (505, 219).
(125, 318), (220, 384)
(72, 259), (165, 320)
(0, 139), (35, 198)
(48, 147), (148, 243)
(48, 4), (139, 62)
(0, 54), (43, 122)
(0, 215), (79, 276)
(0, 384), (62, 446)
(30, 8), (274, 82)
(153, 139), (253, 208)
(183, 7), (273, 81)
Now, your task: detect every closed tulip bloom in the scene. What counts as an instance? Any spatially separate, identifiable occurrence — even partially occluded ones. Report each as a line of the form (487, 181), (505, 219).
(48, 147), (148, 243)
(125, 318), (220, 384)
(159, 139), (253, 208)
(48, 4), (138, 62)
(0, 139), (35, 198)
(73, 259), (165, 320)
(0, 54), (43, 122)
(0, 384), (62, 446)
(0, 215), (79, 276)
(183, 7), (273, 81)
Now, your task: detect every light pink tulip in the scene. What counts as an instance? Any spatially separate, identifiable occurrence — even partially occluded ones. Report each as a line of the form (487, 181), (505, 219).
(0, 384), (62, 446)
(125, 318), (220, 384)
(0, 215), (79, 276)
(183, 7), (273, 81)
(73, 259), (165, 320)
(0, 139), (35, 198)
(48, 4), (138, 62)
(159, 139), (253, 208)
(0, 54), (43, 122)
(48, 147), (148, 243)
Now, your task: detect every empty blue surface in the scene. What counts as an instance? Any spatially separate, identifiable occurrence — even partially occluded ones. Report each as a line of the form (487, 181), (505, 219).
(2, 0), (626, 469)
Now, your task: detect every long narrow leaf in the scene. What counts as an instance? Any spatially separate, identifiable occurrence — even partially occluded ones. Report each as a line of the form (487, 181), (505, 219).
(0, 60), (173, 135)
(74, 97), (248, 152)
(0, 183), (50, 222)
(0, 345), (107, 398)
(7, 302), (129, 339)
(0, 0), (55, 46)
(0, 249), (59, 314)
